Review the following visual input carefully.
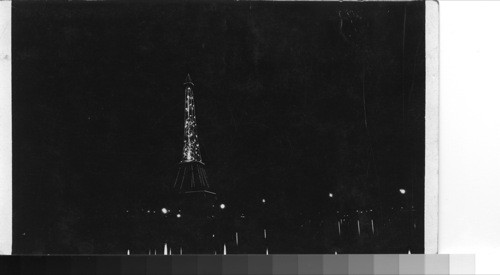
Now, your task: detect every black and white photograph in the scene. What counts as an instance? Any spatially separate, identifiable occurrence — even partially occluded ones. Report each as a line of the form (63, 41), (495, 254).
(10, 0), (432, 255)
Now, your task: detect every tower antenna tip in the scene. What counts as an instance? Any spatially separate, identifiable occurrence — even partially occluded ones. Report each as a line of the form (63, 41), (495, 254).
(184, 74), (194, 86)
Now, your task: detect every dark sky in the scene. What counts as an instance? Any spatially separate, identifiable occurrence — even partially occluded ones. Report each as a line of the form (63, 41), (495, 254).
(12, 1), (425, 253)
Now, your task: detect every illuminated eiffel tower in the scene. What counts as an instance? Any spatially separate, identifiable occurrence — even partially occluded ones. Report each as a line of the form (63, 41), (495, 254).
(173, 74), (215, 195)
(168, 74), (218, 254)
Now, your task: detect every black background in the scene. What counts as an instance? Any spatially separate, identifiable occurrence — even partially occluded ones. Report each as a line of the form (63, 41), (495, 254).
(13, 1), (425, 254)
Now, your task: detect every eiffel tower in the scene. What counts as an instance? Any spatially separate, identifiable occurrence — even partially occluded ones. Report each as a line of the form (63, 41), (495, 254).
(173, 74), (215, 196)
(169, 74), (217, 254)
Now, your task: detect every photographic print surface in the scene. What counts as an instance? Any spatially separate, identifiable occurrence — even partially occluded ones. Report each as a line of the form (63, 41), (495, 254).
(12, 1), (426, 254)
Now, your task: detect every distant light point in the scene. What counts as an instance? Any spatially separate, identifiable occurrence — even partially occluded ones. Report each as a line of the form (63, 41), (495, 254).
(399, 189), (406, 194)
(329, 193), (333, 198)
(220, 204), (226, 209)
(176, 213), (181, 218)
(161, 208), (167, 214)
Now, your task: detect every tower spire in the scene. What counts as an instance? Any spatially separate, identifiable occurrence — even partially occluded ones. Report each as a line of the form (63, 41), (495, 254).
(184, 73), (194, 86)
(173, 74), (214, 195)
(181, 74), (202, 164)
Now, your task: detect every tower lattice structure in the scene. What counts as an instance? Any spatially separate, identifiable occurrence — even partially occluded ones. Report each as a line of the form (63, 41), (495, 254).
(173, 74), (215, 195)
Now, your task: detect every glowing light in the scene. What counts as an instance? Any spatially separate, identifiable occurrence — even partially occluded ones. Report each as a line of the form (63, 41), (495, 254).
(329, 193), (333, 198)
(262, 199), (266, 203)
(399, 189), (406, 194)
(177, 213), (181, 218)
(220, 204), (226, 209)
(161, 208), (168, 214)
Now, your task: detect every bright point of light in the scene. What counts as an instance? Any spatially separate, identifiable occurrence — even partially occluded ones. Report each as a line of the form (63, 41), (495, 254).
(328, 193), (333, 198)
(176, 213), (181, 218)
(399, 189), (406, 194)
(262, 199), (266, 203)
(220, 204), (226, 209)
(161, 208), (167, 214)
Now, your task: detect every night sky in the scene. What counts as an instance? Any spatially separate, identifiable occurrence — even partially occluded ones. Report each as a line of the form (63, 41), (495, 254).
(12, 1), (425, 254)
